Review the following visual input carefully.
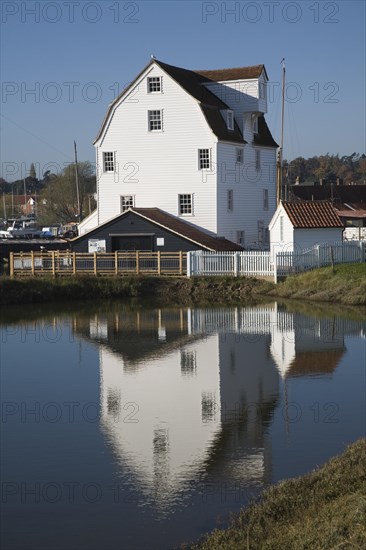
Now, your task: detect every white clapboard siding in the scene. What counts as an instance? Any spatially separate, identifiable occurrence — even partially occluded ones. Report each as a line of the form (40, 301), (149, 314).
(216, 142), (276, 244)
(95, 64), (218, 234)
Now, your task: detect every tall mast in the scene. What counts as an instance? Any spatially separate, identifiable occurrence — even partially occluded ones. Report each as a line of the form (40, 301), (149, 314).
(74, 140), (81, 222)
(277, 58), (286, 205)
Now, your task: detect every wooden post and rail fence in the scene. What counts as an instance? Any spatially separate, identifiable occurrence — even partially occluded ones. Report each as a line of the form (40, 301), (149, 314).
(9, 251), (186, 278)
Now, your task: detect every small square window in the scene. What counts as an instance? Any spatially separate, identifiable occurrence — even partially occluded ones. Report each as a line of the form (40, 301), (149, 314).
(236, 148), (243, 164)
(121, 195), (134, 212)
(179, 194), (192, 215)
(147, 76), (162, 93)
(198, 149), (210, 169)
(227, 189), (233, 211)
(227, 110), (234, 130)
(148, 110), (162, 131)
(103, 152), (114, 172)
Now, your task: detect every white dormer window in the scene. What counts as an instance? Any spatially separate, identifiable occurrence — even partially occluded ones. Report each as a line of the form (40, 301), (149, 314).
(227, 110), (234, 130)
(147, 76), (162, 93)
(252, 114), (258, 134)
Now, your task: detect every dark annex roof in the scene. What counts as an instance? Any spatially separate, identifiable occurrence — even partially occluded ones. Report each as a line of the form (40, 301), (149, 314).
(95, 59), (277, 147)
(131, 208), (243, 251)
(281, 201), (344, 228)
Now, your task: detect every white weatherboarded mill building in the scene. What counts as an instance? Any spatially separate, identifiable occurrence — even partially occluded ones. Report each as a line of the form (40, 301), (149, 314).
(80, 58), (278, 248)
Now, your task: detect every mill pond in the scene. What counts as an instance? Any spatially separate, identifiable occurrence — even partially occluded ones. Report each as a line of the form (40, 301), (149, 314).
(1, 299), (365, 550)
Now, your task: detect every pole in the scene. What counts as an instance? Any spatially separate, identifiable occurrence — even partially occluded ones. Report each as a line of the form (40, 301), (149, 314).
(23, 178), (27, 214)
(74, 140), (81, 222)
(2, 192), (6, 220)
(277, 58), (286, 205)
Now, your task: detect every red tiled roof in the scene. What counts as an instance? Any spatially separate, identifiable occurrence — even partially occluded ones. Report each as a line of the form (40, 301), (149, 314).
(282, 201), (344, 228)
(288, 349), (344, 377)
(133, 208), (243, 251)
(195, 65), (267, 82)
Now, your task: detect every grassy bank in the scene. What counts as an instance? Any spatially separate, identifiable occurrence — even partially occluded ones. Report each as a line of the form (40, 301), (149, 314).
(272, 263), (366, 305)
(189, 438), (366, 550)
(0, 275), (273, 306)
(0, 263), (365, 306)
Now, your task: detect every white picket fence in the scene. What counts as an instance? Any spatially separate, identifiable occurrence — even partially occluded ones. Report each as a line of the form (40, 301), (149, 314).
(187, 241), (365, 282)
(187, 250), (273, 278)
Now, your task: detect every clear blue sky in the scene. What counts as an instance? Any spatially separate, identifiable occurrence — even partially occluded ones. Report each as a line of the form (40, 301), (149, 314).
(1, 0), (365, 181)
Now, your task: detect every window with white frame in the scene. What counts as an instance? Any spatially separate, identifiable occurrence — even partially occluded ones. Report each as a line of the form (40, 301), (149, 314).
(147, 76), (162, 93)
(198, 149), (210, 170)
(103, 152), (114, 172)
(236, 148), (243, 164)
(120, 195), (134, 212)
(227, 189), (233, 211)
(148, 110), (162, 131)
(236, 230), (245, 246)
(263, 189), (269, 210)
(179, 194), (193, 215)
(227, 110), (234, 130)
(252, 114), (258, 134)
(255, 149), (261, 172)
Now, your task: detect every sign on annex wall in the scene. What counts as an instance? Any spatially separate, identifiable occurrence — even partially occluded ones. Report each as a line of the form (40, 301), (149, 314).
(88, 239), (106, 253)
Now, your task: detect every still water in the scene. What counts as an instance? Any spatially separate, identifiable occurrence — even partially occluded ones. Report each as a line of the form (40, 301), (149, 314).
(1, 300), (365, 550)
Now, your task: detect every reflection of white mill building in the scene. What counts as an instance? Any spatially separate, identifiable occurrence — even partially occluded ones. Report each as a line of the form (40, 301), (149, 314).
(75, 305), (362, 511)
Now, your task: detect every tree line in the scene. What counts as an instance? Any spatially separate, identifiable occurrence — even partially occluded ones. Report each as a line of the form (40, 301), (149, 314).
(0, 161), (96, 224)
(282, 153), (366, 184)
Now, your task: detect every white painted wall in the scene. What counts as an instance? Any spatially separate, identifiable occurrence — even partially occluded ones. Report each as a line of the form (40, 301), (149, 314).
(95, 64), (218, 235)
(92, 62), (277, 244)
(216, 142), (276, 245)
(269, 204), (294, 258)
(294, 228), (344, 251)
(78, 209), (98, 235)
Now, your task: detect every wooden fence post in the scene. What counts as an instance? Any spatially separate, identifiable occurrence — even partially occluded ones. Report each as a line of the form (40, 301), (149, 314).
(51, 251), (56, 277)
(115, 251), (118, 275)
(9, 252), (14, 278)
(136, 251), (140, 275)
(31, 251), (35, 276)
(157, 251), (161, 275)
(179, 251), (183, 275)
(93, 252), (97, 276)
(72, 252), (76, 275)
